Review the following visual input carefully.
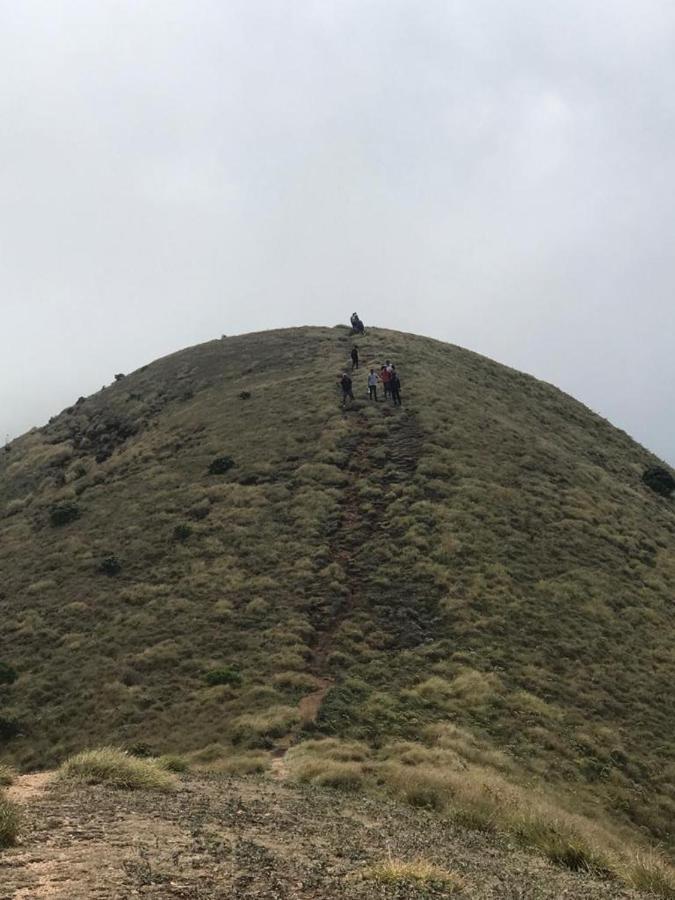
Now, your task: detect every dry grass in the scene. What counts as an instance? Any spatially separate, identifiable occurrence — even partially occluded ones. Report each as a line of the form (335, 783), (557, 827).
(0, 792), (19, 847)
(59, 748), (177, 791)
(209, 752), (271, 776)
(0, 764), (16, 786)
(361, 852), (464, 892)
(286, 736), (675, 896)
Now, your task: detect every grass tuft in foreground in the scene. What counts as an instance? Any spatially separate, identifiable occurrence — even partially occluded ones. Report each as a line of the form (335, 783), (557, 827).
(59, 748), (177, 791)
(361, 854), (464, 893)
(0, 764), (16, 786)
(0, 793), (19, 847)
(286, 738), (675, 896)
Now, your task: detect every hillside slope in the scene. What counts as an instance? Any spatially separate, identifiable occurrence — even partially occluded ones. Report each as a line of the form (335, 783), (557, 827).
(1, 325), (673, 850)
(1, 770), (644, 899)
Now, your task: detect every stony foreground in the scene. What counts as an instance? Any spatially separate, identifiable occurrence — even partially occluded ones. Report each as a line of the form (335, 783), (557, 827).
(0, 773), (644, 899)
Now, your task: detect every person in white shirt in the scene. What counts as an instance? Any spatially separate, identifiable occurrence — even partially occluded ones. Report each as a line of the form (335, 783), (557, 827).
(367, 368), (380, 401)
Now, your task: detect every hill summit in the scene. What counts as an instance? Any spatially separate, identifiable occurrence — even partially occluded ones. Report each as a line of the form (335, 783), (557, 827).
(1, 325), (673, 862)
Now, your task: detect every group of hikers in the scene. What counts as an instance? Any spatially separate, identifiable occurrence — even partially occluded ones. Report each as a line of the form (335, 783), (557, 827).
(349, 312), (365, 334)
(339, 313), (402, 407)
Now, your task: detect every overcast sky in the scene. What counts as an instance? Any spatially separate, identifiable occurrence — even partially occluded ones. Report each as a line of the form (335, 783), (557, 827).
(2, 1), (674, 463)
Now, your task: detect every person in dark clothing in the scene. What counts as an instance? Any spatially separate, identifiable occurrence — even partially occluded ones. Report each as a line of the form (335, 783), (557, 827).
(389, 366), (402, 405)
(351, 346), (359, 371)
(340, 373), (354, 405)
(350, 312), (365, 334)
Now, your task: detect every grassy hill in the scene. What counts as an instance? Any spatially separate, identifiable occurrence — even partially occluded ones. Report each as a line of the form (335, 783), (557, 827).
(1, 325), (673, 876)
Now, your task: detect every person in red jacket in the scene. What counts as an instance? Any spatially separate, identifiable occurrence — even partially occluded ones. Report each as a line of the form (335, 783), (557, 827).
(380, 361), (392, 400)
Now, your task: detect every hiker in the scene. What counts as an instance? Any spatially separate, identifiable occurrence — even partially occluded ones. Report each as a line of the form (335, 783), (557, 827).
(351, 346), (359, 371)
(390, 366), (402, 406)
(339, 372), (354, 405)
(380, 361), (392, 399)
(350, 312), (365, 335)
(367, 368), (379, 401)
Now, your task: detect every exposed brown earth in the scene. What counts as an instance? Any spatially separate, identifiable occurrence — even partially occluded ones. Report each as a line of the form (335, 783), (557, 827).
(0, 772), (644, 899)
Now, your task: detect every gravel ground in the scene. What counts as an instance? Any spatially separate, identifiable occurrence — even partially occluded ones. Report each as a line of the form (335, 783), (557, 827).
(0, 773), (645, 899)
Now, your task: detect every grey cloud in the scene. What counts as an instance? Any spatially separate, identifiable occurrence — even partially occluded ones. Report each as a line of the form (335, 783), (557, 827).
(1, 1), (674, 462)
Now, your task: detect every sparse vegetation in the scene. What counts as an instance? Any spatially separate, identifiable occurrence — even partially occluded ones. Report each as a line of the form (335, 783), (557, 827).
(59, 748), (177, 791)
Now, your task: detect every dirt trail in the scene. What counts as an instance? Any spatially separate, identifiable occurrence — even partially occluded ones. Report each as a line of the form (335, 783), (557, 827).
(0, 773), (639, 899)
(7, 773), (53, 805)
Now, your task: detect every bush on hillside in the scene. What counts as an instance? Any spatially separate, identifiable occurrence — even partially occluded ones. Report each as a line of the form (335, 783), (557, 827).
(642, 466), (675, 497)
(59, 748), (177, 791)
(207, 455), (235, 475)
(98, 556), (122, 576)
(128, 741), (154, 758)
(0, 717), (20, 740)
(0, 794), (19, 847)
(49, 503), (80, 527)
(0, 764), (15, 786)
(204, 667), (242, 687)
(0, 663), (17, 686)
(172, 523), (192, 542)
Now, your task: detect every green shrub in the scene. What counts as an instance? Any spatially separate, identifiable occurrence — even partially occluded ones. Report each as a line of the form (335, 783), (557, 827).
(0, 662), (17, 685)
(0, 717), (20, 740)
(128, 741), (154, 758)
(208, 456), (235, 475)
(0, 793), (19, 847)
(98, 555), (121, 576)
(59, 747), (177, 791)
(49, 503), (80, 527)
(172, 523), (192, 542)
(204, 667), (242, 687)
(0, 764), (15, 786)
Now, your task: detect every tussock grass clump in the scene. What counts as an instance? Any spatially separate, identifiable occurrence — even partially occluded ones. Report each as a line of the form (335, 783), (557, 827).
(155, 754), (189, 773)
(361, 857), (464, 893)
(231, 706), (300, 746)
(59, 748), (177, 791)
(0, 793), (19, 847)
(621, 851), (675, 898)
(210, 752), (271, 775)
(293, 759), (366, 792)
(0, 764), (16, 786)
